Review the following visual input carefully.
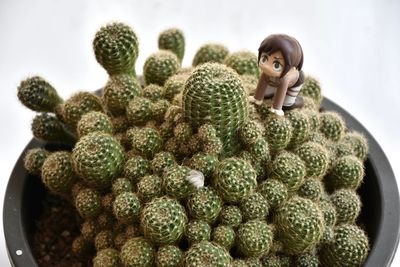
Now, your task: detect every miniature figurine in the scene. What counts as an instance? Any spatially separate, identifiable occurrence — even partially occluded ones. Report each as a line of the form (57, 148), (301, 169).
(249, 34), (304, 116)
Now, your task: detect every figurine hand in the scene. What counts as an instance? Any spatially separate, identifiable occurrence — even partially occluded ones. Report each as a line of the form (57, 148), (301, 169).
(249, 95), (263, 105)
(270, 107), (284, 116)
(282, 67), (299, 87)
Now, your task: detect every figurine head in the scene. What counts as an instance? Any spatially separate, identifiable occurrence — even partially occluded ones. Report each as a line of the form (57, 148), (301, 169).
(258, 34), (303, 78)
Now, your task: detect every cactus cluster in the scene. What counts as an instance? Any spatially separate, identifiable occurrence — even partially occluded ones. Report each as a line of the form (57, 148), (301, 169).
(19, 22), (371, 267)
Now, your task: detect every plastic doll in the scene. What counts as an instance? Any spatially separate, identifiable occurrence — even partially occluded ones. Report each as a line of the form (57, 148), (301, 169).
(249, 34), (304, 116)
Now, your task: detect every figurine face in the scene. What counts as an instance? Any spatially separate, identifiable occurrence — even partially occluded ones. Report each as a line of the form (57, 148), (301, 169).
(259, 51), (285, 78)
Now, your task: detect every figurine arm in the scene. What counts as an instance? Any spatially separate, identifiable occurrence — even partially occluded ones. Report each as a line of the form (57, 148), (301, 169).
(272, 67), (299, 111)
(254, 73), (268, 100)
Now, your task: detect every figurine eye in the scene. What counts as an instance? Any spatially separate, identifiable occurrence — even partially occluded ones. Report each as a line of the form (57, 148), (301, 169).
(260, 55), (268, 63)
(273, 61), (282, 71)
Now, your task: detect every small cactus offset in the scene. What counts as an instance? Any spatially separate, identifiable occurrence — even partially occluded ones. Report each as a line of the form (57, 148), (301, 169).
(31, 113), (76, 144)
(141, 196), (187, 245)
(185, 220), (211, 244)
(77, 111), (113, 138)
(183, 241), (232, 267)
(158, 28), (185, 63)
(275, 196), (324, 254)
(224, 50), (260, 78)
(236, 219), (274, 257)
(17, 76), (63, 113)
(102, 73), (141, 115)
(299, 76), (322, 106)
(120, 237), (155, 267)
(41, 151), (76, 194)
(192, 43), (229, 66)
(213, 157), (257, 203)
(320, 224), (369, 267)
(143, 50), (180, 86)
(155, 245), (183, 267)
(23, 148), (50, 175)
(183, 63), (248, 156)
(72, 132), (124, 188)
(93, 22), (139, 76)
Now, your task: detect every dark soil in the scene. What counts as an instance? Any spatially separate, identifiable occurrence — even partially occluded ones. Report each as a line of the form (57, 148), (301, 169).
(31, 194), (92, 267)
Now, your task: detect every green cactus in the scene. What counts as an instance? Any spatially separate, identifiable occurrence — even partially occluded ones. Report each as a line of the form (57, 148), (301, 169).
(294, 141), (329, 178)
(103, 73), (141, 115)
(75, 188), (102, 219)
(237, 219), (274, 257)
(113, 192), (141, 224)
(17, 76), (63, 112)
(93, 22), (139, 75)
(72, 132), (124, 188)
(81, 220), (100, 241)
(286, 109), (311, 147)
(164, 105), (183, 124)
(94, 230), (114, 251)
(183, 63), (248, 156)
(342, 131), (369, 161)
(112, 177), (132, 196)
(163, 165), (195, 199)
(238, 119), (265, 146)
(153, 99), (171, 122)
(60, 92), (104, 130)
(298, 177), (324, 201)
(130, 127), (163, 159)
(23, 148), (50, 175)
(141, 196), (187, 245)
(41, 151), (76, 194)
(187, 187), (223, 224)
(124, 155), (150, 183)
(126, 96), (154, 126)
(164, 73), (189, 101)
(185, 220), (211, 245)
(319, 112), (346, 142)
(192, 43), (229, 66)
(202, 136), (223, 155)
(197, 123), (218, 142)
(213, 157), (257, 203)
(295, 252), (319, 267)
(156, 245), (183, 267)
(302, 108), (320, 132)
(275, 196), (324, 254)
(331, 189), (361, 224)
(258, 178), (288, 209)
(240, 74), (259, 96)
(218, 205), (242, 228)
(224, 50), (259, 78)
(182, 241), (232, 267)
(264, 114), (293, 152)
(272, 151), (306, 191)
(260, 254), (283, 267)
(31, 113), (76, 144)
(232, 257), (262, 267)
(319, 224), (369, 267)
(328, 155), (364, 190)
(158, 28), (185, 63)
(143, 50), (180, 86)
(319, 199), (337, 227)
(120, 237), (155, 267)
(93, 248), (121, 267)
(239, 192), (269, 221)
(187, 152), (218, 179)
(212, 225), (235, 250)
(174, 122), (193, 142)
(299, 76), (322, 106)
(151, 151), (176, 175)
(142, 84), (165, 102)
(248, 138), (270, 164)
(77, 111), (113, 138)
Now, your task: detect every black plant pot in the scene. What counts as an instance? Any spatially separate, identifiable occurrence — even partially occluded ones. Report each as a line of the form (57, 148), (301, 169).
(3, 98), (400, 266)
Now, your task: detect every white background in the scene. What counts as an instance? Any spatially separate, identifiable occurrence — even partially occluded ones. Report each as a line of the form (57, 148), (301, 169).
(0, 0), (399, 266)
